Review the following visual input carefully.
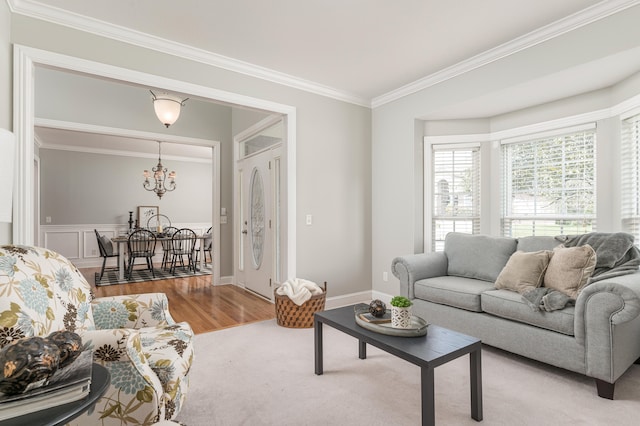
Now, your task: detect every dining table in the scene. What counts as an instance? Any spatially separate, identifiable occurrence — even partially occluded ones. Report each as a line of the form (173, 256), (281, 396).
(111, 232), (210, 280)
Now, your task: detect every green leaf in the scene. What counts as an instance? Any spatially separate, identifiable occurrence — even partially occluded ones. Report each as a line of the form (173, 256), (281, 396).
(45, 307), (55, 320)
(136, 386), (154, 403)
(99, 403), (121, 419)
(0, 310), (18, 328)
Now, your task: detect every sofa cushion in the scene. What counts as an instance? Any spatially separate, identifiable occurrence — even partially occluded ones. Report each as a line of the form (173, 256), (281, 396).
(544, 245), (597, 298)
(516, 236), (560, 252)
(414, 276), (496, 312)
(481, 289), (575, 336)
(444, 233), (517, 282)
(495, 250), (552, 294)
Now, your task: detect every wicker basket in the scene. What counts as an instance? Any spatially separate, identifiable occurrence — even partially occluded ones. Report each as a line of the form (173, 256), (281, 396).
(274, 281), (327, 328)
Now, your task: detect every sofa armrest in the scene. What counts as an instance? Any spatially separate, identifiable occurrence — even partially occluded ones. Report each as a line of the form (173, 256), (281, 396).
(574, 273), (640, 382)
(391, 252), (448, 299)
(92, 292), (176, 330)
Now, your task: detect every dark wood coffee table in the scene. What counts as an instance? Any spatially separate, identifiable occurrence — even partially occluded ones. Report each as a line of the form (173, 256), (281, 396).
(314, 305), (482, 426)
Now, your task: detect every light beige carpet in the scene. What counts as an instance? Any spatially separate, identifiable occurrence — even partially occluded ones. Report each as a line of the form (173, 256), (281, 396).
(175, 319), (640, 426)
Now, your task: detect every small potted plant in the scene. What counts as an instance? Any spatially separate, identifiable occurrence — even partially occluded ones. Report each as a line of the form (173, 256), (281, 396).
(389, 296), (413, 329)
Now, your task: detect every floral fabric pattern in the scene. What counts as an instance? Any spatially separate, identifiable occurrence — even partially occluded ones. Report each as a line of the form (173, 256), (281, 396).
(93, 300), (129, 329)
(0, 245), (95, 343)
(0, 245), (194, 425)
(137, 322), (194, 419)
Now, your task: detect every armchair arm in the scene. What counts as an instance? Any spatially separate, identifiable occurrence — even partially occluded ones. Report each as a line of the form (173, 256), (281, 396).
(391, 252), (448, 299)
(79, 328), (165, 423)
(92, 292), (176, 329)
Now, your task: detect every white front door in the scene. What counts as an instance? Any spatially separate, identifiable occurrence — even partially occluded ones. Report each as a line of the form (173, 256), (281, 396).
(240, 148), (274, 299)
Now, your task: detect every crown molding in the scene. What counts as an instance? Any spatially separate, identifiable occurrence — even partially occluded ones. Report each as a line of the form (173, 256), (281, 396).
(8, 0), (370, 108)
(371, 0), (640, 108)
(9, 1), (640, 110)
(34, 118), (214, 162)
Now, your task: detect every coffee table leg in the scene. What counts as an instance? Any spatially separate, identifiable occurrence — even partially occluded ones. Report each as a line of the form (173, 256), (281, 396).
(421, 366), (435, 426)
(470, 348), (483, 421)
(359, 340), (366, 359)
(314, 319), (323, 375)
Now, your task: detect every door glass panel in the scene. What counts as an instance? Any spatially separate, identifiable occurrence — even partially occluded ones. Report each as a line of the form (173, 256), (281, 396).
(250, 167), (265, 268)
(274, 157), (281, 283)
(241, 120), (284, 157)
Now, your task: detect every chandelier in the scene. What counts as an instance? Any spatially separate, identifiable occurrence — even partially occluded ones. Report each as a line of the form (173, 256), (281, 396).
(143, 142), (176, 199)
(150, 90), (188, 128)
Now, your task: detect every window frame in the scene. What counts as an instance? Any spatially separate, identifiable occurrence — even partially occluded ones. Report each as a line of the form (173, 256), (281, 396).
(621, 111), (640, 243)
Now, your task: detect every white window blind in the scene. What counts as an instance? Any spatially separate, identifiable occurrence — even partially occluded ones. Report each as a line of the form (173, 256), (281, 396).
(621, 113), (640, 242)
(432, 145), (480, 251)
(501, 128), (596, 237)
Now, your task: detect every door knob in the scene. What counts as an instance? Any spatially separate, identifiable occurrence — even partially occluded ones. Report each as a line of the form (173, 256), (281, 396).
(242, 230), (248, 234)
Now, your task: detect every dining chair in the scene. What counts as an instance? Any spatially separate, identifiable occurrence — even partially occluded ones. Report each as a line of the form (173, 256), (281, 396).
(146, 213), (172, 233)
(204, 226), (213, 264)
(126, 229), (157, 279)
(94, 229), (119, 283)
(160, 226), (179, 270)
(195, 226), (213, 266)
(169, 228), (198, 274)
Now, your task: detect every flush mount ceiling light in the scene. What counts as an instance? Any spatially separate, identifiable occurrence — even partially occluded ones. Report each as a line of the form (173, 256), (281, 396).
(143, 141), (176, 199)
(150, 90), (189, 128)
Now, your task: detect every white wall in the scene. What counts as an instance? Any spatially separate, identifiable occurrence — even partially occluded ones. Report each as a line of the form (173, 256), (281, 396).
(0, 1), (11, 244)
(373, 6), (640, 297)
(8, 12), (372, 298)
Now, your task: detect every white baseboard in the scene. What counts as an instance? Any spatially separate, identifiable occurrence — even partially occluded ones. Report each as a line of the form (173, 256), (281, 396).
(218, 275), (234, 285)
(325, 290), (373, 309)
(371, 290), (393, 305)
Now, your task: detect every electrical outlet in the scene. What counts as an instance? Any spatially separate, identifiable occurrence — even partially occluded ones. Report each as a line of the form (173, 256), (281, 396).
(383, 271), (388, 282)
(45, 216), (52, 223)
(91, 249), (97, 255)
(306, 214), (312, 225)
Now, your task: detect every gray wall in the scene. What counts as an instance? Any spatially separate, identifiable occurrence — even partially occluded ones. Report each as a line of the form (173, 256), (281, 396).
(0, 1), (11, 243)
(373, 6), (640, 296)
(34, 67), (237, 274)
(39, 149), (212, 225)
(9, 12), (373, 297)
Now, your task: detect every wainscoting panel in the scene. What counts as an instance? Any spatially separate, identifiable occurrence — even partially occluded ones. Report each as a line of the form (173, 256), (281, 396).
(41, 223), (210, 268)
(43, 229), (81, 260)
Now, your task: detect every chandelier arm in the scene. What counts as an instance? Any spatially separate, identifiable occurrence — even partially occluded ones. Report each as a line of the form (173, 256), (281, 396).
(143, 141), (176, 199)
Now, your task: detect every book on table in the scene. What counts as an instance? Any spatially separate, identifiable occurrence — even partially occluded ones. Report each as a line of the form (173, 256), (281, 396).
(358, 312), (391, 324)
(0, 350), (93, 421)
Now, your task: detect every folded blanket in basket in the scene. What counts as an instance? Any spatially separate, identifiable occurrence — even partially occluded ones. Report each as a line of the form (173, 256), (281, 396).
(276, 278), (323, 306)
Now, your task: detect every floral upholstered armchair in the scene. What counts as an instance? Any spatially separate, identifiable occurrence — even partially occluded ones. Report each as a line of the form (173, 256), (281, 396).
(0, 245), (194, 425)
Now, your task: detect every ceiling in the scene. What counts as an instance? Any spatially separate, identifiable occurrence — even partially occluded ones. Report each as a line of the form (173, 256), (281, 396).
(12, 0), (640, 152)
(12, 0), (640, 107)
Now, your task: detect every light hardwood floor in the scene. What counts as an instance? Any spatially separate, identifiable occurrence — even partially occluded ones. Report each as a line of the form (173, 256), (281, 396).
(79, 267), (276, 334)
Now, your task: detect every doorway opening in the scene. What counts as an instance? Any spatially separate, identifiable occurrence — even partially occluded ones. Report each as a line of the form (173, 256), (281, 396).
(13, 45), (297, 285)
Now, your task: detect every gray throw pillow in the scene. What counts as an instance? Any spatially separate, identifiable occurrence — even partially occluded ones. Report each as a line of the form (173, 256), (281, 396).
(99, 235), (113, 255)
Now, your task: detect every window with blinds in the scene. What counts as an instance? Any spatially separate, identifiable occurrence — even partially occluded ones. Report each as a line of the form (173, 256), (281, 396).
(432, 145), (480, 251)
(501, 127), (596, 237)
(621, 113), (640, 242)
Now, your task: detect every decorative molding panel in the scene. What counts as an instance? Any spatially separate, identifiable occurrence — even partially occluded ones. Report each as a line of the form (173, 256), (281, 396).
(42, 223), (210, 268)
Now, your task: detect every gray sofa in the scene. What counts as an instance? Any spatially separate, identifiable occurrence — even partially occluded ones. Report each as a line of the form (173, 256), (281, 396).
(391, 232), (640, 399)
